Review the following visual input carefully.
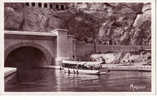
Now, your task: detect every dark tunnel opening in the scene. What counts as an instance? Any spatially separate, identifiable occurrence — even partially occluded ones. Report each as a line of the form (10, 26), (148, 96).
(5, 46), (49, 69)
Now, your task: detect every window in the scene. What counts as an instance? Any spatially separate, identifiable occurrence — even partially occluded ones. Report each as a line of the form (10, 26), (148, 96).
(50, 4), (53, 9)
(38, 3), (42, 7)
(25, 3), (29, 6)
(44, 3), (47, 8)
(61, 5), (64, 10)
(56, 4), (59, 10)
(32, 3), (35, 7)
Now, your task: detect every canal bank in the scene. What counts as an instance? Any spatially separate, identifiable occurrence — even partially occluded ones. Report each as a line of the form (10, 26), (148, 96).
(4, 67), (17, 78)
(102, 64), (151, 72)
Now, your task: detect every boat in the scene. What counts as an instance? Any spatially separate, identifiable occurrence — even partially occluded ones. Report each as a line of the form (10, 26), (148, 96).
(61, 60), (109, 75)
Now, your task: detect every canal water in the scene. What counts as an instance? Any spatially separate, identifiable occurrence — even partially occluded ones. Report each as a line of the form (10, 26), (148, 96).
(5, 68), (151, 92)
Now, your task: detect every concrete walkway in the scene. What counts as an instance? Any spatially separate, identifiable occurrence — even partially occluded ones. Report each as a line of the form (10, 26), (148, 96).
(4, 67), (17, 78)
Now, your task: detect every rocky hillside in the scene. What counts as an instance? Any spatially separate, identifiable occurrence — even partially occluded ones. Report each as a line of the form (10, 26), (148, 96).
(4, 3), (151, 45)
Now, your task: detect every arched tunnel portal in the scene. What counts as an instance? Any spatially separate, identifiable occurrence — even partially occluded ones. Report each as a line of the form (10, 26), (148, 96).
(5, 44), (54, 69)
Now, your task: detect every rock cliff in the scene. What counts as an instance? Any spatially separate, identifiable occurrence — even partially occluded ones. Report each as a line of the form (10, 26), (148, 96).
(4, 3), (151, 45)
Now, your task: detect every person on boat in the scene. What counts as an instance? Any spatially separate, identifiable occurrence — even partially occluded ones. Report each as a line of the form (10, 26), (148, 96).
(100, 57), (106, 64)
(90, 66), (94, 70)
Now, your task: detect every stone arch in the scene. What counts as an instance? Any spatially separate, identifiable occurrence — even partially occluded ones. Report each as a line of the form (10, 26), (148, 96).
(5, 42), (54, 67)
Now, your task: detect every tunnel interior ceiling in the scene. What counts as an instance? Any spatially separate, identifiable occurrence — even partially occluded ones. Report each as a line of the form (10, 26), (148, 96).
(5, 46), (49, 68)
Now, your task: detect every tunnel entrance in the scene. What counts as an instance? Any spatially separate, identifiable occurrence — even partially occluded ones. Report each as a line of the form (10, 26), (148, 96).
(5, 46), (50, 69)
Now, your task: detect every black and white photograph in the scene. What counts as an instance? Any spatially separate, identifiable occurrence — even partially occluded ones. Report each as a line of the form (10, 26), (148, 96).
(3, 1), (155, 93)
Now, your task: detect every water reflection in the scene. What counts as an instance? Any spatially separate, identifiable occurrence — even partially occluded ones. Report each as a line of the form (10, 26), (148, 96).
(5, 68), (151, 92)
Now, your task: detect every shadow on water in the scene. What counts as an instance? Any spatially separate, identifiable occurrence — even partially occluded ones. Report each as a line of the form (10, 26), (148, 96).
(5, 68), (151, 92)
(5, 68), (57, 92)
